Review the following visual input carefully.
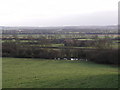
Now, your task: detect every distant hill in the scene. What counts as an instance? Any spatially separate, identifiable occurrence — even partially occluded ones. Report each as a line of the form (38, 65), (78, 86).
(0, 25), (118, 31)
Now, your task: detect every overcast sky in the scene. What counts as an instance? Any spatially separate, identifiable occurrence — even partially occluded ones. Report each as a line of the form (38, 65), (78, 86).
(0, 0), (119, 26)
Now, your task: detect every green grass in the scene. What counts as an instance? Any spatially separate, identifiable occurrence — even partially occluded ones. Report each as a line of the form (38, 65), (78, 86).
(2, 58), (119, 88)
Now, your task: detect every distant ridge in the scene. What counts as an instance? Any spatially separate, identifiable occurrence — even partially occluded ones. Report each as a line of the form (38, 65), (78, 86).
(0, 25), (118, 30)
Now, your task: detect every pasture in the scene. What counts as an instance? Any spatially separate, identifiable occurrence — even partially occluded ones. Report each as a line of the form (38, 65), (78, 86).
(2, 58), (119, 88)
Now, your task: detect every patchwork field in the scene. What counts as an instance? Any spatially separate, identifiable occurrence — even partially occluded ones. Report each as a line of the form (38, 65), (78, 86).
(2, 58), (119, 88)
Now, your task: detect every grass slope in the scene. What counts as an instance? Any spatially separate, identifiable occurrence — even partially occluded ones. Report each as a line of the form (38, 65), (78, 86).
(2, 58), (119, 88)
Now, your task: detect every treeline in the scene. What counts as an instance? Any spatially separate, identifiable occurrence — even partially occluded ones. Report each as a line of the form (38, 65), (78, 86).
(2, 40), (119, 65)
(2, 34), (119, 65)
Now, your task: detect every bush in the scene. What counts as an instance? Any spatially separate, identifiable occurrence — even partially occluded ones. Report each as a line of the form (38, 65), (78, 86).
(88, 49), (119, 65)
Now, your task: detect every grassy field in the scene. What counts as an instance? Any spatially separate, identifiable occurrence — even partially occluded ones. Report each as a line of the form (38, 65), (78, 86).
(2, 58), (119, 88)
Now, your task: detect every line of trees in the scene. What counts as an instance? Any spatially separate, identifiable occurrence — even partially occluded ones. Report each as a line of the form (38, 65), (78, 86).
(2, 41), (119, 65)
(2, 35), (119, 65)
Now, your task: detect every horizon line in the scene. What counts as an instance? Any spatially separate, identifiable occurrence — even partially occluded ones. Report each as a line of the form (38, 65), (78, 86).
(0, 24), (118, 28)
